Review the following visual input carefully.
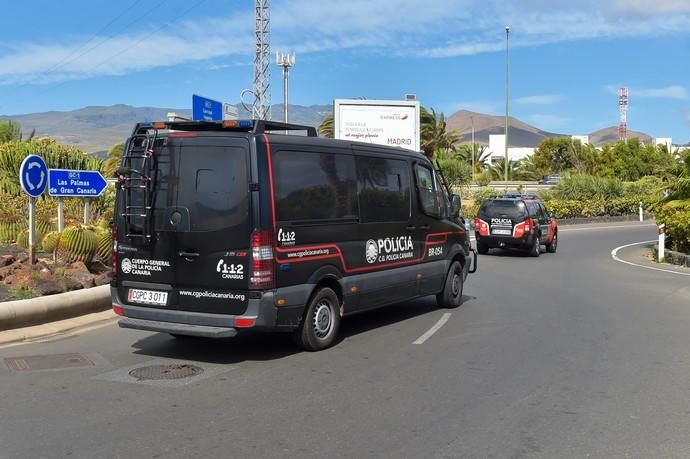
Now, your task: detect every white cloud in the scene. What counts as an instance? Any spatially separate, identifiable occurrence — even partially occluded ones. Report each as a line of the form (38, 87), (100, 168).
(606, 85), (688, 100)
(635, 86), (688, 100)
(0, 0), (689, 85)
(514, 94), (562, 105)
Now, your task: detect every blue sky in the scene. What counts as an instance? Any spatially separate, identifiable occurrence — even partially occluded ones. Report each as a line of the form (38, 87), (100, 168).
(0, 0), (689, 142)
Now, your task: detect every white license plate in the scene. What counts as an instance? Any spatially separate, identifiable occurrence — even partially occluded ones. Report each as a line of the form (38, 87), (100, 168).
(128, 289), (168, 305)
(492, 229), (512, 235)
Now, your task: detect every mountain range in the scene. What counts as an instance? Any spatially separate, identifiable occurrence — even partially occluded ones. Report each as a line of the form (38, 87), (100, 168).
(1, 104), (654, 155)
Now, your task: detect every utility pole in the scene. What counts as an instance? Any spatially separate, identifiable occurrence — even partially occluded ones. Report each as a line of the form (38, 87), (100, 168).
(504, 25), (510, 182)
(276, 52), (295, 124)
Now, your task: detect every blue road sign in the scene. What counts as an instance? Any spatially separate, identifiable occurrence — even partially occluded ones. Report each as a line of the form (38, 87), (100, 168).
(192, 94), (222, 121)
(48, 169), (108, 197)
(19, 154), (48, 197)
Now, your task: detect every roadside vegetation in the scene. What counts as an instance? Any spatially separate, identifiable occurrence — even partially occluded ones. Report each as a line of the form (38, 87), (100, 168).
(0, 120), (117, 299)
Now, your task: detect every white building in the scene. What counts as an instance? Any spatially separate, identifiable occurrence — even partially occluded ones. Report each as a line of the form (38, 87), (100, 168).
(571, 135), (589, 145)
(654, 137), (673, 151)
(487, 134), (535, 163)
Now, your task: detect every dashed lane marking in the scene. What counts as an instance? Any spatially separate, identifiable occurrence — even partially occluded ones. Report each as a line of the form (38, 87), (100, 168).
(413, 313), (452, 345)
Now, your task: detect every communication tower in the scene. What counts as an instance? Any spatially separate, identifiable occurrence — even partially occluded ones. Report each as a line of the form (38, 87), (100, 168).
(618, 87), (628, 142)
(246, 0), (271, 120)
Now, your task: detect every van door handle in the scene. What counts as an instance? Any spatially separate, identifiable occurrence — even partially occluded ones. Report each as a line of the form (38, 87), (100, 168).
(178, 251), (200, 258)
(406, 225), (416, 231)
(420, 225), (431, 231)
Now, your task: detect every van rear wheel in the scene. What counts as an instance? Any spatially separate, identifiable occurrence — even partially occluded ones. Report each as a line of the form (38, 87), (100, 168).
(437, 261), (464, 309)
(293, 287), (341, 351)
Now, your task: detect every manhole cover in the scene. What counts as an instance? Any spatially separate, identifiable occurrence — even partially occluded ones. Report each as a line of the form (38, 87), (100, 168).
(4, 353), (94, 372)
(129, 364), (203, 381)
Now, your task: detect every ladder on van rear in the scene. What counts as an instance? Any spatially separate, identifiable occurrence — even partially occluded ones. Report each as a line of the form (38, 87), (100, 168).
(116, 127), (161, 241)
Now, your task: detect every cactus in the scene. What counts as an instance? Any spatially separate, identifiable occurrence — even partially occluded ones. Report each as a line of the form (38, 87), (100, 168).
(36, 219), (56, 236)
(96, 230), (113, 265)
(0, 221), (24, 243)
(16, 227), (46, 251)
(56, 225), (98, 264)
(42, 231), (61, 254)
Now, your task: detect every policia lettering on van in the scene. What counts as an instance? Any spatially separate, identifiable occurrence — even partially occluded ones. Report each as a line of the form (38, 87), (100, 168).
(111, 120), (477, 350)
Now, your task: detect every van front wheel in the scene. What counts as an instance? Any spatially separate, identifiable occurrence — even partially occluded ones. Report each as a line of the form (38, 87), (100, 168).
(293, 287), (341, 351)
(437, 261), (464, 309)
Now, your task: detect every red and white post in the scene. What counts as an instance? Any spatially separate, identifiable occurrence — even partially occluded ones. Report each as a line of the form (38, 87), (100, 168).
(658, 224), (665, 263)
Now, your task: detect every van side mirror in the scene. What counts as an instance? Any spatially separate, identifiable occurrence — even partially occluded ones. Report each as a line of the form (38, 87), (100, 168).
(450, 194), (461, 218)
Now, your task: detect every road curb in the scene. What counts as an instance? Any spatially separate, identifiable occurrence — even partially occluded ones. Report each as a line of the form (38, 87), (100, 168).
(0, 309), (117, 346)
(0, 284), (111, 332)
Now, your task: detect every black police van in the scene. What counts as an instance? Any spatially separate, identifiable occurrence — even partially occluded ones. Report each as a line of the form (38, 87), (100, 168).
(474, 194), (558, 256)
(111, 120), (476, 350)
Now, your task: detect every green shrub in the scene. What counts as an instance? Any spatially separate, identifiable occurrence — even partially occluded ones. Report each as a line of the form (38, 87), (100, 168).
(657, 203), (690, 253)
(472, 187), (501, 203)
(554, 174), (624, 200)
(476, 171), (492, 187)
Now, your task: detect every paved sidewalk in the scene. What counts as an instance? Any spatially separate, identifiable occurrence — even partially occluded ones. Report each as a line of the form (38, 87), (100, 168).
(614, 241), (690, 276)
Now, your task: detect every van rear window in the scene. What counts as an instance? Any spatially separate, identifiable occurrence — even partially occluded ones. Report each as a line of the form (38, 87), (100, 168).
(178, 146), (248, 231)
(273, 151), (358, 222)
(479, 200), (527, 219)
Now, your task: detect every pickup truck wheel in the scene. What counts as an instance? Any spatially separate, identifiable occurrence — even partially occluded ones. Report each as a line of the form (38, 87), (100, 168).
(293, 287), (341, 351)
(546, 231), (558, 253)
(529, 235), (541, 257)
(437, 261), (464, 309)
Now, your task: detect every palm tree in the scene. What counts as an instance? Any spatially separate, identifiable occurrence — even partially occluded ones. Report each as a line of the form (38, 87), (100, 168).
(102, 143), (124, 178)
(489, 158), (535, 181)
(0, 120), (34, 143)
(454, 143), (491, 174)
(663, 152), (690, 206)
(420, 107), (458, 158)
(318, 114), (334, 138)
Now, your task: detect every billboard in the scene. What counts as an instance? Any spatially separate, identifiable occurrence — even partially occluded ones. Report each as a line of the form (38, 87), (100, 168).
(333, 99), (420, 152)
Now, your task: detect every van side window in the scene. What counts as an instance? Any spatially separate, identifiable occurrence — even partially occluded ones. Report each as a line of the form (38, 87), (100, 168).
(415, 164), (440, 218)
(274, 151), (358, 222)
(355, 156), (411, 223)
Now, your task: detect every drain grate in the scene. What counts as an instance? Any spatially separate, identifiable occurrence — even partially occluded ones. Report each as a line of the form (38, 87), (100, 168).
(129, 364), (203, 381)
(4, 353), (94, 372)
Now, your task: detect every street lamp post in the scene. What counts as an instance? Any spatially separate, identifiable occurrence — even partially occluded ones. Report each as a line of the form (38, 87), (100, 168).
(504, 25), (510, 182)
(276, 52), (296, 124)
(471, 116), (475, 182)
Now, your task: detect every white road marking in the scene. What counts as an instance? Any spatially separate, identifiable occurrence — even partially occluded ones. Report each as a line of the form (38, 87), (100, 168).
(611, 240), (690, 277)
(559, 223), (656, 233)
(413, 313), (452, 345)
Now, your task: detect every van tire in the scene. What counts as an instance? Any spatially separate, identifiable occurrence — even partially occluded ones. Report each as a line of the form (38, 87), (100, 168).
(477, 241), (489, 254)
(437, 261), (464, 309)
(293, 287), (341, 351)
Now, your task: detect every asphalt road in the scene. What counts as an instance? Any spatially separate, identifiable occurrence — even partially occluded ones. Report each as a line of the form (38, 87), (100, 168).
(2, 222), (690, 459)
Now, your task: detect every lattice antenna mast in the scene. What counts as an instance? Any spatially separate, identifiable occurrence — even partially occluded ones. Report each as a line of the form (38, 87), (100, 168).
(618, 87), (628, 142)
(253, 0), (271, 120)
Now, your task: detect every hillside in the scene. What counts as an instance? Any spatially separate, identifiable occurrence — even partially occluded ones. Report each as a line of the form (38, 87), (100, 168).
(588, 127), (652, 147)
(0, 104), (331, 155)
(446, 110), (565, 147)
(1, 104), (656, 154)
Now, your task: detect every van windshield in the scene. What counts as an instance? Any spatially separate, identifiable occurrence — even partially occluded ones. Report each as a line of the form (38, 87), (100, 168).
(479, 200), (527, 219)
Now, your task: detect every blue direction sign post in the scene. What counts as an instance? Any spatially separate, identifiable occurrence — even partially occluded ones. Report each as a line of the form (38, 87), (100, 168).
(48, 169), (108, 229)
(192, 94), (223, 121)
(19, 154), (48, 263)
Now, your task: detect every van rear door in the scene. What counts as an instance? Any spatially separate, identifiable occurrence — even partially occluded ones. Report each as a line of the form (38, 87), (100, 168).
(172, 137), (252, 315)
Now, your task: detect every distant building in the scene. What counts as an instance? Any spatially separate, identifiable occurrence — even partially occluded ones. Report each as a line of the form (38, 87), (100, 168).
(571, 135), (589, 145)
(654, 137), (672, 151)
(487, 134), (535, 164)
